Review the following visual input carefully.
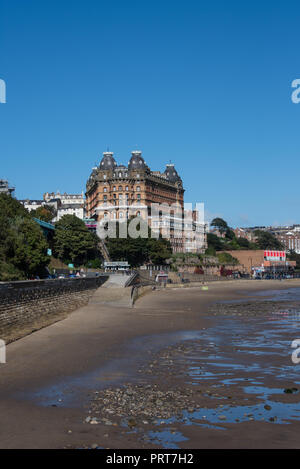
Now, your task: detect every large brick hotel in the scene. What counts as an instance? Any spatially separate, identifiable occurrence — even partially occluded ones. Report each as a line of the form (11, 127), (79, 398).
(85, 151), (206, 253)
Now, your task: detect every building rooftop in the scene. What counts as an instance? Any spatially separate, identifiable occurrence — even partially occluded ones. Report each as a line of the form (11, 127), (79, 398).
(87, 150), (182, 189)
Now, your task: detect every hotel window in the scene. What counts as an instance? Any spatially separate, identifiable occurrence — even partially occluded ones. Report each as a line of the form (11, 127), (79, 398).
(125, 186), (128, 191)
(103, 175), (107, 180)
(137, 194), (141, 202)
(119, 172), (122, 178)
(113, 186), (116, 191)
(119, 186), (122, 191)
(136, 186), (140, 191)
(103, 187), (107, 192)
(103, 195), (107, 201)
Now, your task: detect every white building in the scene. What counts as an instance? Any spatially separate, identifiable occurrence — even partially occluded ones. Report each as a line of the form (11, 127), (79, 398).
(43, 191), (85, 221)
(44, 191), (84, 205)
(20, 191), (85, 222)
(54, 203), (85, 222)
(20, 199), (44, 211)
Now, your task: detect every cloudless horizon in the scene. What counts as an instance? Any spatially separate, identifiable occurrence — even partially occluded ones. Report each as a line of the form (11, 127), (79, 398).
(1, 0), (300, 227)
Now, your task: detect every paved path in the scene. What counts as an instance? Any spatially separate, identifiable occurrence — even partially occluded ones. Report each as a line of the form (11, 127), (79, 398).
(102, 273), (132, 288)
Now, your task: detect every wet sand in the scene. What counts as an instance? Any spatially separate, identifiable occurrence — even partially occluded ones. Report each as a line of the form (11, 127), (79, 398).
(1, 279), (300, 448)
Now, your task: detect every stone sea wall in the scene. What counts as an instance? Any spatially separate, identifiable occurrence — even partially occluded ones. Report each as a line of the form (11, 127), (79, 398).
(0, 276), (108, 343)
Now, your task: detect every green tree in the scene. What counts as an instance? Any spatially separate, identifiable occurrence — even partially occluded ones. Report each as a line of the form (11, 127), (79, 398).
(236, 237), (251, 249)
(9, 217), (50, 277)
(287, 250), (300, 270)
(205, 246), (217, 256)
(206, 233), (224, 251)
(224, 238), (240, 250)
(0, 194), (50, 280)
(147, 237), (172, 265)
(31, 205), (55, 223)
(0, 193), (30, 219)
(105, 219), (172, 267)
(254, 230), (283, 250)
(210, 217), (228, 234)
(53, 215), (99, 266)
(225, 228), (235, 240)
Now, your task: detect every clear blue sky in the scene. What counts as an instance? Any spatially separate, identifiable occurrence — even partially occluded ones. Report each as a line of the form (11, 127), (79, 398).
(1, 0), (300, 227)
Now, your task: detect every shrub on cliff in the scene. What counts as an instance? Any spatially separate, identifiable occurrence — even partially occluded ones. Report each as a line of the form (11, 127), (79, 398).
(217, 252), (239, 265)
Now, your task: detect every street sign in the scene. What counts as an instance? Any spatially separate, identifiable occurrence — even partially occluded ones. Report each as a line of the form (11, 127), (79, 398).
(104, 261), (130, 267)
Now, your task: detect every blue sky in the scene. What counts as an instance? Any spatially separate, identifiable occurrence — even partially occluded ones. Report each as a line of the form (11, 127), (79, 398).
(1, 0), (300, 227)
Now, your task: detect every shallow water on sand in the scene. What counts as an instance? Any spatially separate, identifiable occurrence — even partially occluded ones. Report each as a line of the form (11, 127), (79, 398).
(21, 287), (300, 448)
(19, 330), (204, 407)
(143, 290), (300, 446)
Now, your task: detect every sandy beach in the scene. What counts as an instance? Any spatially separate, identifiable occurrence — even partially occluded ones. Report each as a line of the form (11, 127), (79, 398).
(1, 279), (300, 449)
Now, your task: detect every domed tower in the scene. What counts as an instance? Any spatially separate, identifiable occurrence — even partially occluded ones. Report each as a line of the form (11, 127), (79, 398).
(164, 163), (182, 185)
(99, 151), (117, 170)
(128, 151), (148, 172)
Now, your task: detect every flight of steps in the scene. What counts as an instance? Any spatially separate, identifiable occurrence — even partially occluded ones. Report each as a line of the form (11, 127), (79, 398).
(98, 239), (110, 262)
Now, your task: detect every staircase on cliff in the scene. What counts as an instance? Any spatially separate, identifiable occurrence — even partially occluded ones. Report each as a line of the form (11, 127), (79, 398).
(98, 239), (111, 262)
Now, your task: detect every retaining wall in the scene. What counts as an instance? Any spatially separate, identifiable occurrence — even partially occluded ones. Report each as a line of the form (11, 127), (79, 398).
(131, 285), (154, 306)
(0, 276), (108, 343)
